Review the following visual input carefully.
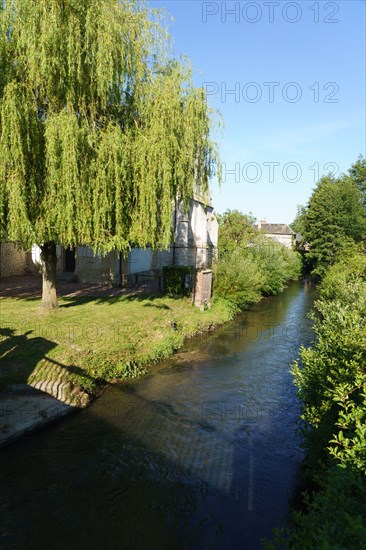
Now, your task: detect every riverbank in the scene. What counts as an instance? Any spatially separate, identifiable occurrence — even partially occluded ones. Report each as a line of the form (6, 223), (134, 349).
(0, 276), (234, 445)
(1, 271), (305, 447)
(0, 280), (315, 548)
(270, 252), (366, 548)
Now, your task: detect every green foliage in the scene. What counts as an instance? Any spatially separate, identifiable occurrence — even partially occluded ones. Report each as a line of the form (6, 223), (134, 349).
(349, 155), (366, 206)
(217, 209), (257, 254)
(0, 0), (220, 252)
(252, 238), (302, 295)
(297, 169), (366, 278)
(285, 251), (366, 548)
(213, 250), (265, 311)
(266, 466), (366, 549)
(69, 355), (149, 393)
(144, 333), (184, 363)
(213, 211), (302, 310)
(290, 204), (306, 235)
(163, 265), (194, 297)
(211, 296), (238, 320)
(318, 244), (366, 303)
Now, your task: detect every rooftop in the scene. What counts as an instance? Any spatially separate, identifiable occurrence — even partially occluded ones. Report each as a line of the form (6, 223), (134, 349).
(257, 223), (294, 235)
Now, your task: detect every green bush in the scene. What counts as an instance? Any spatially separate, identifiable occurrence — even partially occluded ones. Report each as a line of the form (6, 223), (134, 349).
(279, 251), (366, 549)
(163, 265), (195, 297)
(266, 466), (366, 549)
(213, 249), (265, 310)
(213, 238), (302, 310)
(251, 240), (302, 295)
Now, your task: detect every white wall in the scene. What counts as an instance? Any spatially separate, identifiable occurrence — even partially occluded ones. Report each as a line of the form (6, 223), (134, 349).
(128, 248), (152, 274)
(266, 234), (293, 248)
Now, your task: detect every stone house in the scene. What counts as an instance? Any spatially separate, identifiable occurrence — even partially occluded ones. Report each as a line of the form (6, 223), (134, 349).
(1, 194), (218, 286)
(256, 220), (294, 248)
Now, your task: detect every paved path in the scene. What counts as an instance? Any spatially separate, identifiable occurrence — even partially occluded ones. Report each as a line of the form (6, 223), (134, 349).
(0, 385), (75, 448)
(0, 273), (159, 298)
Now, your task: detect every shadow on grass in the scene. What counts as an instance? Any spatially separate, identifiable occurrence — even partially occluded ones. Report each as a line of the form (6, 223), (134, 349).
(58, 292), (166, 308)
(0, 296), (40, 302)
(42, 356), (100, 386)
(0, 327), (96, 391)
(142, 303), (171, 310)
(0, 328), (57, 388)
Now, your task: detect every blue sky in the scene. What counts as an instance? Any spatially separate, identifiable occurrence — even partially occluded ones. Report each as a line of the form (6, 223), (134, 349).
(150, 0), (366, 223)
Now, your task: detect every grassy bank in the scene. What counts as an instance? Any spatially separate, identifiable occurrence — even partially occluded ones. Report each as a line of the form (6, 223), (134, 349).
(0, 292), (233, 405)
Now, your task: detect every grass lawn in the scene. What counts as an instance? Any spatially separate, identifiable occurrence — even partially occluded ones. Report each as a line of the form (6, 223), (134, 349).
(0, 293), (232, 401)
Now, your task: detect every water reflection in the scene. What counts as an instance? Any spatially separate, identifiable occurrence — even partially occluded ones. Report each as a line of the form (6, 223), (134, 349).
(0, 281), (315, 549)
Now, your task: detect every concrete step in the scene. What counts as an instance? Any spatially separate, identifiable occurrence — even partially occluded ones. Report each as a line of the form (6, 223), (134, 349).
(28, 359), (89, 407)
(29, 378), (73, 405)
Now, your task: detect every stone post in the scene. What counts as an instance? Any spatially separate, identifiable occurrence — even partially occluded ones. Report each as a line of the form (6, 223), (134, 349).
(194, 269), (213, 309)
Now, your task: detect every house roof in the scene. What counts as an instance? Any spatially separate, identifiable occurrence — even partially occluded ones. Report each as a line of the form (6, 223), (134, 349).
(258, 223), (294, 235)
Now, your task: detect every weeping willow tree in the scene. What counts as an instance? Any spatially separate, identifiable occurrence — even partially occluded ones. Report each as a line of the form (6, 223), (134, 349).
(0, 0), (220, 308)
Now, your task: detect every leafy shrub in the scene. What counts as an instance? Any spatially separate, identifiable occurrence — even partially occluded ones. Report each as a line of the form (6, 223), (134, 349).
(116, 361), (148, 379)
(266, 466), (366, 549)
(213, 249), (265, 310)
(213, 237), (301, 310)
(281, 251), (366, 548)
(215, 209), (302, 309)
(251, 239), (302, 295)
(163, 265), (195, 297)
(318, 246), (366, 303)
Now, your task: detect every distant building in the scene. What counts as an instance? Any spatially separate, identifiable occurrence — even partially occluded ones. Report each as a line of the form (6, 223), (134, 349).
(256, 220), (295, 248)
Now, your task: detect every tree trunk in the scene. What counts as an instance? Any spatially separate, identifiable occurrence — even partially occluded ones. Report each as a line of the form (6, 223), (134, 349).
(40, 241), (58, 309)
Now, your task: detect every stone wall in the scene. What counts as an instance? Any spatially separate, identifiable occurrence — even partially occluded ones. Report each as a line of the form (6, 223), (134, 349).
(0, 243), (28, 278)
(128, 248), (152, 274)
(194, 269), (213, 308)
(265, 234), (293, 248)
(75, 246), (119, 285)
(168, 197), (218, 270)
(156, 247), (174, 268)
(2, 195), (219, 286)
(120, 196), (219, 282)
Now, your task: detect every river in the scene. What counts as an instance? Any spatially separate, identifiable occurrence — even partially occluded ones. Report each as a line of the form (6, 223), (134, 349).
(0, 281), (315, 550)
